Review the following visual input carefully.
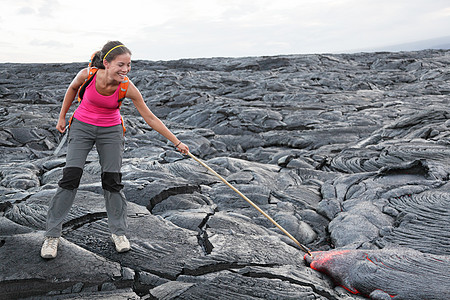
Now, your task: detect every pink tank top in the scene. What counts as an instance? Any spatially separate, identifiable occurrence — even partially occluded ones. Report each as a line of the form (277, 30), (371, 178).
(73, 73), (122, 127)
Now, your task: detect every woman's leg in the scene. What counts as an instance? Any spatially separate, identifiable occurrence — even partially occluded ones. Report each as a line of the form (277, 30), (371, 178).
(96, 124), (128, 236)
(45, 119), (95, 237)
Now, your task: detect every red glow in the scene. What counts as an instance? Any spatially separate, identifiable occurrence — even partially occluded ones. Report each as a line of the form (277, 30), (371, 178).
(364, 254), (376, 265)
(373, 289), (396, 298)
(305, 250), (352, 270)
(341, 285), (360, 295)
(430, 257), (445, 263)
(306, 251), (400, 299)
(305, 250), (359, 294)
(363, 253), (394, 270)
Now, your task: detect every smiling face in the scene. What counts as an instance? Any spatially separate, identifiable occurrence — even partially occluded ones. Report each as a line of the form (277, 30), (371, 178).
(104, 53), (131, 82)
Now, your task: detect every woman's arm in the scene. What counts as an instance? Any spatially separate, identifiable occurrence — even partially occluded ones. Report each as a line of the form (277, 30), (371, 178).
(56, 68), (89, 133)
(126, 81), (189, 154)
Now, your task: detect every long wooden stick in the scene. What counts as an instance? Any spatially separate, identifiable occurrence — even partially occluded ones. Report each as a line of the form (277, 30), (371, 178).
(187, 152), (311, 255)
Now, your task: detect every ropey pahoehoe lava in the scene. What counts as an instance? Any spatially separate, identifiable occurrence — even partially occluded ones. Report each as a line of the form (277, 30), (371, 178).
(0, 50), (449, 299)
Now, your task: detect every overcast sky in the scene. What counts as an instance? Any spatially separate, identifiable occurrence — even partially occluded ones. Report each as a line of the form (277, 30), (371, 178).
(1, 0), (449, 63)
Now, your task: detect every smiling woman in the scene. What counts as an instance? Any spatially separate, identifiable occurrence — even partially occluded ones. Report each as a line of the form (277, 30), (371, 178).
(71, 41), (133, 128)
(40, 40), (190, 259)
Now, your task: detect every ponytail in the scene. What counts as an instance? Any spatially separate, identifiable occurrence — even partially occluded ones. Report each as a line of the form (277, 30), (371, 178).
(90, 51), (105, 69)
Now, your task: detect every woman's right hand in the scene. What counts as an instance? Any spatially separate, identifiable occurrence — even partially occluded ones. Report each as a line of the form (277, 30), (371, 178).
(56, 118), (66, 133)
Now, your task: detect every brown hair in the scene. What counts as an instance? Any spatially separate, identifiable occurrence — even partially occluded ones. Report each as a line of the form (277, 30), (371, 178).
(91, 41), (132, 69)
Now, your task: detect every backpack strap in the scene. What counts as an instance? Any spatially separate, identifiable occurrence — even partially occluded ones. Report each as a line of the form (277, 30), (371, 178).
(87, 51), (95, 69)
(118, 77), (129, 134)
(117, 76), (129, 108)
(77, 67), (98, 103)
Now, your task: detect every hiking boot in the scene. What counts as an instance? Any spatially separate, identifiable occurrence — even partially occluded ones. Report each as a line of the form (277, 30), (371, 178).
(111, 234), (130, 253)
(41, 237), (59, 259)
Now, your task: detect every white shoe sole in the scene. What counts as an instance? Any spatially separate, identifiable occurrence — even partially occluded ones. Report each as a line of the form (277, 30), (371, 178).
(111, 236), (130, 253)
(41, 252), (57, 259)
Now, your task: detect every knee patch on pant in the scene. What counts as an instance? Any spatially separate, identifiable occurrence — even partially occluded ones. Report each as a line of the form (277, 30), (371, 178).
(102, 172), (124, 193)
(58, 167), (83, 190)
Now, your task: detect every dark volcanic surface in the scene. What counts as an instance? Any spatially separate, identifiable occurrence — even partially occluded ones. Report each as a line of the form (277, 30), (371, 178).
(0, 50), (449, 299)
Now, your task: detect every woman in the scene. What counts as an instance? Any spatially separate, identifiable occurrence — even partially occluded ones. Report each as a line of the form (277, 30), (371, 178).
(41, 41), (189, 259)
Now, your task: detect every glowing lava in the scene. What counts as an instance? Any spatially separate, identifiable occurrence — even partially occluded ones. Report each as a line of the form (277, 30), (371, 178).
(304, 249), (449, 299)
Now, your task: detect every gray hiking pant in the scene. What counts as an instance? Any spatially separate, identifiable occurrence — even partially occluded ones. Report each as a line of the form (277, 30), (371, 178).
(45, 118), (127, 237)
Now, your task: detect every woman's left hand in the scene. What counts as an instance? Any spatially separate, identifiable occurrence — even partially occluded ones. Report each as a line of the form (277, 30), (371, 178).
(176, 142), (189, 155)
